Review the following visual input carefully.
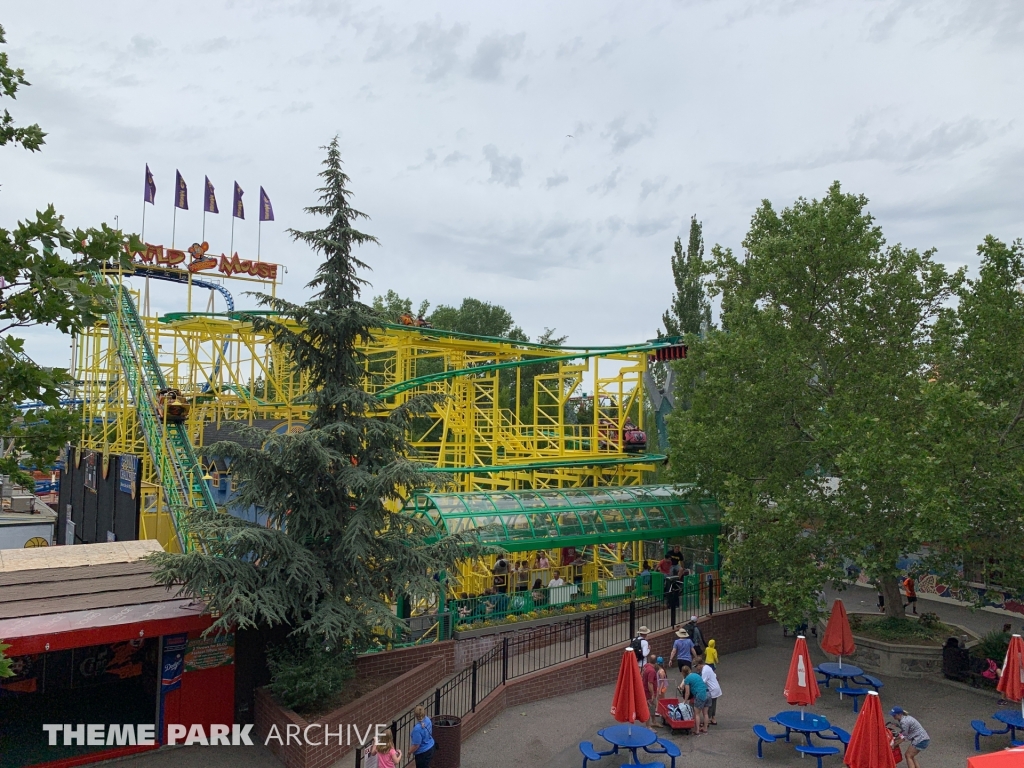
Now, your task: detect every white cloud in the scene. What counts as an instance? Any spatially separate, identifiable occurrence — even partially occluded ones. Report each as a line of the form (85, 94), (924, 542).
(0, 0), (1020, 364)
(482, 144), (524, 187)
(468, 33), (525, 81)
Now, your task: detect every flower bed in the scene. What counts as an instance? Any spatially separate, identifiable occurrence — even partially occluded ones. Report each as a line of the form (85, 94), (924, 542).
(453, 598), (633, 633)
(847, 612), (958, 646)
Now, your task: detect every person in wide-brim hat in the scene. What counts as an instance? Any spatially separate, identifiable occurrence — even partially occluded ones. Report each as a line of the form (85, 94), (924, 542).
(638, 625), (651, 635)
(675, 629), (689, 638)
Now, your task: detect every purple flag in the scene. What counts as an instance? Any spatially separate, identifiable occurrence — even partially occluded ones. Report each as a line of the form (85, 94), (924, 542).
(204, 176), (219, 214)
(174, 171), (188, 210)
(259, 187), (274, 222)
(144, 165), (156, 205)
(233, 182), (244, 219)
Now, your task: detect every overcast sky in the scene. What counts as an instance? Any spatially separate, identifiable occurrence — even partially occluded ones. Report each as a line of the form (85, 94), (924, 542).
(3, 1), (1023, 367)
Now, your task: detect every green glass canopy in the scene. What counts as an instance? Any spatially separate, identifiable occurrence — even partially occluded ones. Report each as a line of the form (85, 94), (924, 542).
(404, 484), (721, 552)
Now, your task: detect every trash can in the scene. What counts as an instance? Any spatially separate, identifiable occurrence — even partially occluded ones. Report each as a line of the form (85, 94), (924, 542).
(431, 715), (462, 768)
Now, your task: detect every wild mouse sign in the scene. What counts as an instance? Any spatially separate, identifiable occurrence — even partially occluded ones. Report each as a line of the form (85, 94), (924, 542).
(127, 241), (279, 281)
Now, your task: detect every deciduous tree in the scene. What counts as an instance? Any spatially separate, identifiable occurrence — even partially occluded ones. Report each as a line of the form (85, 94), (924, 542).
(924, 236), (1024, 597)
(0, 24), (136, 484)
(669, 183), (955, 624)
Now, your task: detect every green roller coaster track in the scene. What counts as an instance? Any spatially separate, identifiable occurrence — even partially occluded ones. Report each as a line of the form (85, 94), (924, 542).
(100, 306), (676, 546)
(99, 277), (218, 552)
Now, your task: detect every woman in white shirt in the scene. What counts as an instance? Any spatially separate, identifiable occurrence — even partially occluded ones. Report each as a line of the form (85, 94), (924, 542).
(695, 658), (722, 725)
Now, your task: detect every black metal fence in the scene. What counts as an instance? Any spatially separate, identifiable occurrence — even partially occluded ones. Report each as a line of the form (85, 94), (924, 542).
(355, 576), (739, 766)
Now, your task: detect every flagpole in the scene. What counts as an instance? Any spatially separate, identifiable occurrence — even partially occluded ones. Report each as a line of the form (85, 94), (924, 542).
(258, 219), (262, 262)
(202, 209), (206, 243)
(141, 199), (147, 242)
(172, 206), (177, 249)
(230, 215), (235, 259)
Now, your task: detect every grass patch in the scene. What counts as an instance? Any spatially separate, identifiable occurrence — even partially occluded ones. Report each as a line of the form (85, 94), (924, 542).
(847, 613), (959, 646)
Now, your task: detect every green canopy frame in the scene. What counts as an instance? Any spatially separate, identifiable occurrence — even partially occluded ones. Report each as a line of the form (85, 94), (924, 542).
(404, 484), (721, 553)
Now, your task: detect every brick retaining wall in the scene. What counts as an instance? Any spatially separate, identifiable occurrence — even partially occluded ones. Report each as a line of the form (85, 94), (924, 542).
(256, 654), (448, 768)
(354, 640), (455, 680)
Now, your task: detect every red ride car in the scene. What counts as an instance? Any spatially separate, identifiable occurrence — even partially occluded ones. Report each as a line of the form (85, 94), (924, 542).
(598, 418), (647, 452)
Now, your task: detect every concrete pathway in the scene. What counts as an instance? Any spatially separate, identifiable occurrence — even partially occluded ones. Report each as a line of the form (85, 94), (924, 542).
(462, 623), (1012, 768)
(825, 582), (1024, 638)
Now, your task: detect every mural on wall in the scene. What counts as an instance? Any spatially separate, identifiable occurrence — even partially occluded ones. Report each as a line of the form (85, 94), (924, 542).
(849, 551), (1023, 616)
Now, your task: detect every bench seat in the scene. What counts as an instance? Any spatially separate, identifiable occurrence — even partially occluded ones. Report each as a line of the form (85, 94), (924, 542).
(795, 744), (840, 768)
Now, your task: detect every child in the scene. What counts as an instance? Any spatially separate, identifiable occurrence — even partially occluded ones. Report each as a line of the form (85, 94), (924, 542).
(656, 656), (669, 699)
(375, 730), (402, 768)
(704, 639), (719, 669)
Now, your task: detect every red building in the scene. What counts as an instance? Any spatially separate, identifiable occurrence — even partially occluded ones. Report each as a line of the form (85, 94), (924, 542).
(0, 541), (236, 768)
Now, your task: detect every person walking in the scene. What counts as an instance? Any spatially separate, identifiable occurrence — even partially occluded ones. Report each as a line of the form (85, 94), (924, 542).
(669, 628), (695, 673)
(410, 706), (435, 768)
(891, 707), (929, 768)
(642, 652), (659, 726)
(703, 638), (719, 670)
(903, 575), (918, 615)
(696, 658), (722, 725)
(684, 615), (705, 654)
(630, 626), (651, 667)
(374, 731), (402, 768)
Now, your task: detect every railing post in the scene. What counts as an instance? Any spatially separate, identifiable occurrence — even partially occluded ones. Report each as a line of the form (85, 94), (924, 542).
(502, 637), (509, 684)
(708, 576), (714, 616)
(355, 741), (362, 768)
(584, 614), (591, 657)
(434, 686), (441, 717)
(629, 599), (636, 639)
(471, 659), (478, 712)
(670, 592), (677, 628)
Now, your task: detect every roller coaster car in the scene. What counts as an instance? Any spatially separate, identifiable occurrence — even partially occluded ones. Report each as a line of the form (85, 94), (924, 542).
(157, 388), (190, 424)
(597, 418), (647, 452)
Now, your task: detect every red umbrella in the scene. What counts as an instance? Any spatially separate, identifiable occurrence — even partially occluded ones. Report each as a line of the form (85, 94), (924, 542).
(784, 635), (821, 719)
(843, 691), (895, 768)
(996, 634), (1024, 719)
(967, 747), (1024, 768)
(821, 599), (857, 668)
(611, 649), (650, 733)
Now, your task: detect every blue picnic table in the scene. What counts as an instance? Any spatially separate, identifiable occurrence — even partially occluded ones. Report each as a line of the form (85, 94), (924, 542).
(598, 724), (658, 764)
(816, 662), (863, 687)
(995, 710), (1024, 741)
(773, 710), (832, 746)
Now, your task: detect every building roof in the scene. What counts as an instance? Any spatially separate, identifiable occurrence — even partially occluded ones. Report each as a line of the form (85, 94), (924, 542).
(404, 484), (721, 553)
(0, 541), (209, 654)
(0, 539), (161, 573)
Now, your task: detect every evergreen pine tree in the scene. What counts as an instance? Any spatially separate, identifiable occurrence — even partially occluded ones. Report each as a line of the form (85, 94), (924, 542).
(662, 215), (711, 337)
(152, 138), (476, 708)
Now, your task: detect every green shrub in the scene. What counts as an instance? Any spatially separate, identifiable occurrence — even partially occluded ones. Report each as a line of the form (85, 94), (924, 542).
(917, 612), (941, 629)
(267, 637), (355, 715)
(972, 631), (1010, 664)
(869, 618), (935, 641)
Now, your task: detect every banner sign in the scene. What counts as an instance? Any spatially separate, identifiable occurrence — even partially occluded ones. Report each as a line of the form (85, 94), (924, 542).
(83, 451), (97, 492)
(184, 634), (235, 672)
(119, 454), (139, 497)
(161, 633), (188, 694)
(127, 241), (278, 281)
